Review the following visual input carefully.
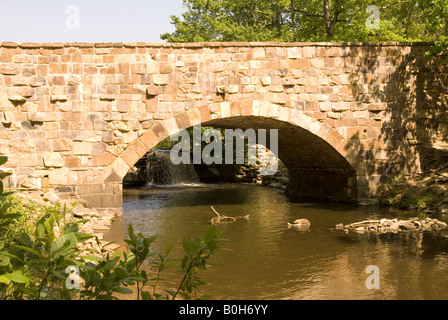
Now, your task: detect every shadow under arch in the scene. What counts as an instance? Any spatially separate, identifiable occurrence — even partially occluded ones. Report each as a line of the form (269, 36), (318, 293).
(104, 101), (361, 203)
(201, 116), (357, 202)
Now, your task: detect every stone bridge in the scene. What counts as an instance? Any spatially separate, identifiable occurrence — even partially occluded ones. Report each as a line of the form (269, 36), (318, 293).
(0, 41), (446, 215)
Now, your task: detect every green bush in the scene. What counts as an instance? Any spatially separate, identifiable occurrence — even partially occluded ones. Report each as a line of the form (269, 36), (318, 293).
(0, 156), (227, 300)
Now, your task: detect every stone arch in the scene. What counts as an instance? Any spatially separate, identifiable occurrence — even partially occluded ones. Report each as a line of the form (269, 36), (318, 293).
(90, 100), (363, 205)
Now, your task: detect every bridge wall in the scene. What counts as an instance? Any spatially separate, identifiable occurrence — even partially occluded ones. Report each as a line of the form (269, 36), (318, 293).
(0, 41), (446, 214)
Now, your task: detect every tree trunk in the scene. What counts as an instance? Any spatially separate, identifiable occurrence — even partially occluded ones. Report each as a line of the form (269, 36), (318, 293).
(323, 1), (334, 39)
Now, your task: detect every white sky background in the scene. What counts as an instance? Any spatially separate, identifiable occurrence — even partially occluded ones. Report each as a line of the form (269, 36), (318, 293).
(0, 0), (185, 43)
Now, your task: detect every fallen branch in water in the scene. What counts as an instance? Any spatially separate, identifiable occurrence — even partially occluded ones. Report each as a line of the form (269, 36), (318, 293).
(210, 206), (249, 224)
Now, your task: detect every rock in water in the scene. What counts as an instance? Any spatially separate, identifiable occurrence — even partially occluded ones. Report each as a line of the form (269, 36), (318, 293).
(287, 218), (311, 231)
(335, 217), (448, 234)
(288, 218), (311, 226)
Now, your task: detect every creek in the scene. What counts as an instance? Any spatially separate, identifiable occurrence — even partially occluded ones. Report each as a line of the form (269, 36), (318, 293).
(105, 183), (448, 300)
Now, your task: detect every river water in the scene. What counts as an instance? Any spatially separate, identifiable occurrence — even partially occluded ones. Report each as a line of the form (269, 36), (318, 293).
(106, 183), (448, 300)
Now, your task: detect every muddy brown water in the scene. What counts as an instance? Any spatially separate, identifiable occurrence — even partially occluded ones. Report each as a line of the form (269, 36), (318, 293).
(104, 183), (448, 300)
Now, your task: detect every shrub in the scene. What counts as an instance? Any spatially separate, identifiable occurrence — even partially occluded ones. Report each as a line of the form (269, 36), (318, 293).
(0, 156), (227, 300)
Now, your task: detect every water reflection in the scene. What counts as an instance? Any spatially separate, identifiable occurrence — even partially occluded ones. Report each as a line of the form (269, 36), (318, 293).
(106, 184), (448, 300)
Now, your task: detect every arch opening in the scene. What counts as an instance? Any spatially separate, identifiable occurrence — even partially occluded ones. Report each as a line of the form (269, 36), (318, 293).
(122, 115), (357, 202)
(202, 116), (357, 202)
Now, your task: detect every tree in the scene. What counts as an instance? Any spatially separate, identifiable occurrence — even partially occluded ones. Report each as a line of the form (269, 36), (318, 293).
(160, 0), (447, 50)
(420, 0), (448, 57)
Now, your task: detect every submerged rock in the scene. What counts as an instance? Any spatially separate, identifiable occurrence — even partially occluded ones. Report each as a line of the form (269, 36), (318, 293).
(287, 218), (311, 231)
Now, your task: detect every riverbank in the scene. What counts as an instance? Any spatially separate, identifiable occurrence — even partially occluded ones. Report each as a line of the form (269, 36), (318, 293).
(7, 191), (121, 256)
(379, 164), (448, 214)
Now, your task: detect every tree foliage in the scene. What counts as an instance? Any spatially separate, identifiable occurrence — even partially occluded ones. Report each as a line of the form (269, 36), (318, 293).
(161, 0), (448, 54)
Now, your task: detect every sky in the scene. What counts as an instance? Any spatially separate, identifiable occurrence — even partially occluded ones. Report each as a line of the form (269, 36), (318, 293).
(0, 0), (185, 43)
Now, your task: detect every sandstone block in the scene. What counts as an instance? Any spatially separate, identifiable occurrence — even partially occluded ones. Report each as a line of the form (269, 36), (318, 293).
(146, 85), (159, 96)
(20, 154), (39, 167)
(50, 95), (68, 102)
(261, 76), (271, 86)
(43, 153), (64, 168)
(19, 177), (39, 189)
(0, 67), (18, 75)
(8, 95), (26, 102)
(91, 152), (116, 167)
(159, 63), (173, 74)
(53, 139), (72, 151)
(153, 74), (170, 85)
(73, 142), (92, 155)
(43, 191), (60, 204)
(48, 168), (69, 185)
(130, 63), (146, 74)
(252, 47), (266, 59)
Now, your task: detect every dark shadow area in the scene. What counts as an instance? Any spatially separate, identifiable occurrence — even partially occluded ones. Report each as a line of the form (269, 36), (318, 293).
(204, 116), (357, 202)
(123, 116), (358, 202)
(346, 43), (448, 201)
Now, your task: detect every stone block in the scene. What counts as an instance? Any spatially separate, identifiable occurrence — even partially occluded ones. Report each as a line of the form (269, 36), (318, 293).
(20, 154), (39, 167)
(120, 145), (140, 167)
(43, 191), (60, 204)
(295, 58), (310, 68)
(102, 131), (115, 143)
(146, 85), (159, 96)
(12, 77), (30, 86)
(53, 139), (72, 151)
(49, 168), (69, 185)
(138, 129), (159, 149)
(64, 155), (82, 168)
(159, 63), (173, 74)
(153, 74), (170, 85)
(0, 67), (18, 75)
(92, 142), (107, 157)
(130, 63), (146, 74)
(73, 142), (92, 155)
(110, 157), (131, 179)
(117, 100), (130, 113)
(19, 177), (39, 189)
(287, 47), (302, 59)
(122, 130), (138, 144)
(50, 95), (68, 102)
(91, 152), (116, 167)
(43, 153), (64, 168)
(78, 170), (104, 185)
(252, 47), (266, 59)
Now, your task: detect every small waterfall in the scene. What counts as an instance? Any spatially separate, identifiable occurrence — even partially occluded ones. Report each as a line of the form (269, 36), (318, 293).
(146, 150), (199, 185)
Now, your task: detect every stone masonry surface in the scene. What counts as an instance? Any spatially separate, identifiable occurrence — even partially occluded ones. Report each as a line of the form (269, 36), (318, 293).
(0, 41), (446, 214)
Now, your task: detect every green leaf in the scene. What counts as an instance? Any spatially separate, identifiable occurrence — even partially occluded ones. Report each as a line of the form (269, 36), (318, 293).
(0, 275), (11, 285)
(141, 291), (153, 300)
(12, 245), (40, 257)
(0, 251), (21, 264)
(112, 287), (133, 294)
(204, 225), (217, 242)
(74, 233), (94, 243)
(101, 260), (118, 272)
(63, 222), (79, 233)
(81, 255), (105, 262)
(165, 242), (173, 256)
(114, 267), (128, 280)
(50, 233), (78, 259)
(0, 270), (30, 284)
(0, 156), (8, 166)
